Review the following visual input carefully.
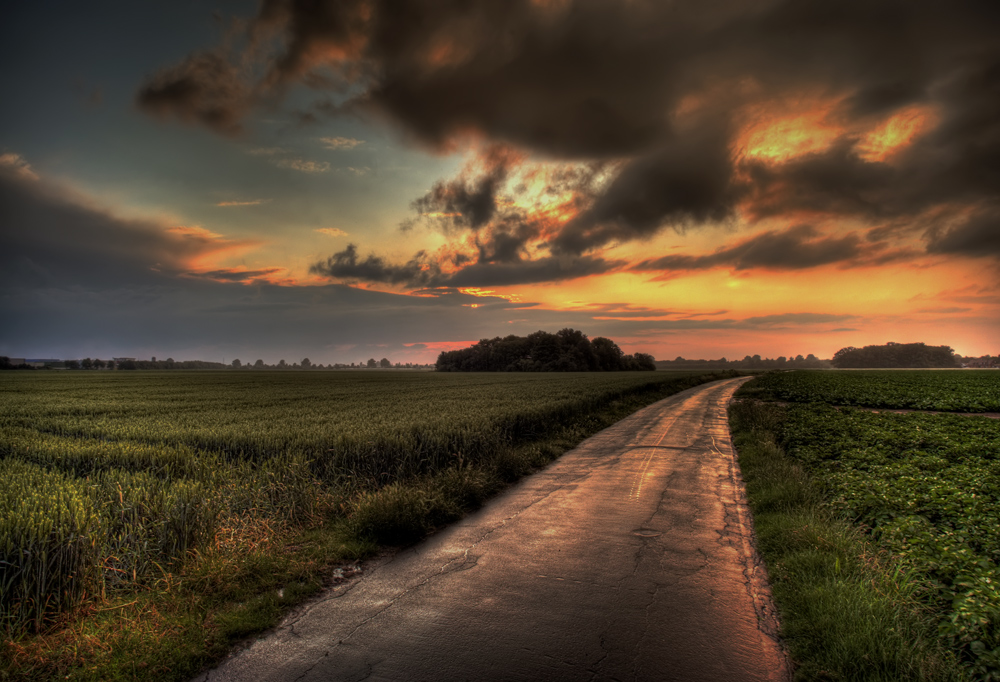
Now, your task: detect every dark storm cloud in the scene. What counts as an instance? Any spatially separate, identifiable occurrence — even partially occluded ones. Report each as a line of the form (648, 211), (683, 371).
(926, 206), (1000, 257)
(310, 244), (621, 288)
(552, 128), (742, 254)
(633, 225), (911, 273)
(409, 145), (521, 231)
(140, 0), (1000, 274)
(137, 51), (252, 136)
(309, 244), (438, 287)
(0, 165), (240, 289)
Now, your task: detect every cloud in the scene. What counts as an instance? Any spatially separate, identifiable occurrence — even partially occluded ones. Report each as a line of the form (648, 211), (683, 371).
(216, 199), (266, 207)
(926, 206), (1000, 258)
(633, 224), (913, 273)
(136, 51), (250, 136)
(320, 136), (363, 150)
(315, 227), (348, 237)
(247, 147), (286, 156)
(0, 152), (39, 181)
(186, 267), (286, 283)
(137, 0), (1000, 272)
(273, 158), (330, 173)
(742, 313), (857, 328)
(0, 163), (260, 291)
(410, 144), (524, 231)
(310, 243), (621, 288)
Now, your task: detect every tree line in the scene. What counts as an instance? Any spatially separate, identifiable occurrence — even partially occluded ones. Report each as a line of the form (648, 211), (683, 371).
(435, 329), (656, 372)
(657, 353), (831, 370)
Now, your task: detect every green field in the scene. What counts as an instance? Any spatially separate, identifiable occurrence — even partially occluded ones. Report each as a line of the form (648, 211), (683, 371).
(1, 369), (730, 680)
(741, 369), (1000, 412)
(732, 369), (1000, 680)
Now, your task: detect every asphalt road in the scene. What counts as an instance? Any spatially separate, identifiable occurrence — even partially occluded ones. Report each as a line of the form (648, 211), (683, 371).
(196, 376), (788, 682)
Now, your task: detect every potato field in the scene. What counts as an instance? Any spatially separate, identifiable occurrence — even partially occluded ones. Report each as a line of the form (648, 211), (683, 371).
(734, 369), (1000, 679)
(0, 369), (725, 642)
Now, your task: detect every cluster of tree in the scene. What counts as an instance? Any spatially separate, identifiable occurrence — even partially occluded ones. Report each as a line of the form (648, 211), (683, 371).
(229, 358), (431, 369)
(435, 329), (655, 372)
(656, 354), (831, 371)
(956, 354), (998, 368)
(0, 357), (36, 370)
(832, 342), (959, 368)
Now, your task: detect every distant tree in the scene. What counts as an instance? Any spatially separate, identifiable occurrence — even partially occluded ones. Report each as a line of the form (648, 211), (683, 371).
(93, 359), (106, 369)
(151, 356), (156, 362)
(231, 358), (242, 368)
(119, 360), (137, 370)
(254, 359), (264, 368)
(436, 329), (652, 372)
(367, 358), (377, 368)
(278, 359), (287, 368)
(65, 359), (80, 370)
(379, 357), (391, 368)
(832, 342), (958, 368)
(301, 358), (312, 369)
(81, 358), (93, 369)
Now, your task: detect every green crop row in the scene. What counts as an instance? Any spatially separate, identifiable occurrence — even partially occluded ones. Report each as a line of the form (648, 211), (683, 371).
(1, 369), (728, 635)
(740, 370), (999, 412)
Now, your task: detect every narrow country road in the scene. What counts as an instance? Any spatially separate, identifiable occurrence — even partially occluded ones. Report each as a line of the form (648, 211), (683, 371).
(196, 376), (788, 682)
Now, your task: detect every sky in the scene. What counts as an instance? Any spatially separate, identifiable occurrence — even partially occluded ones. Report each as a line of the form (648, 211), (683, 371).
(1, 0), (998, 365)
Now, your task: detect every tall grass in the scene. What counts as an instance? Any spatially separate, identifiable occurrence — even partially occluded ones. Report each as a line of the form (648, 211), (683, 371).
(0, 460), (104, 633)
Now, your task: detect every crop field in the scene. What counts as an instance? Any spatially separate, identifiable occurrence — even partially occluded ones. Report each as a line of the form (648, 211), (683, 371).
(740, 369), (1000, 412)
(0, 368), (725, 652)
(733, 369), (1000, 680)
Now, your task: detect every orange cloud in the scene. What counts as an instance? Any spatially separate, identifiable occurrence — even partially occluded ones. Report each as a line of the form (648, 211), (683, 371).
(185, 266), (290, 285)
(216, 199), (266, 207)
(458, 287), (522, 303)
(166, 225), (262, 273)
(315, 227), (348, 237)
(736, 100), (842, 163)
(856, 104), (939, 162)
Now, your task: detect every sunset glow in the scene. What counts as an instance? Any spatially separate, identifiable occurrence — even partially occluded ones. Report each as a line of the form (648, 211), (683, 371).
(1, 1), (996, 363)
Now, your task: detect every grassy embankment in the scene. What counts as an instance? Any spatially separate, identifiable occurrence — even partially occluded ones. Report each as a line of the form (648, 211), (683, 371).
(731, 370), (1000, 681)
(1, 369), (735, 681)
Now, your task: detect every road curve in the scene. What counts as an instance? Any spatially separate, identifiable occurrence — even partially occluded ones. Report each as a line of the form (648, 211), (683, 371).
(196, 376), (788, 682)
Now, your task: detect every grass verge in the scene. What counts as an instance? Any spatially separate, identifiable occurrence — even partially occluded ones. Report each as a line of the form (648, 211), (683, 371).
(729, 399), (966, 681)
(2, 371), (734, 681)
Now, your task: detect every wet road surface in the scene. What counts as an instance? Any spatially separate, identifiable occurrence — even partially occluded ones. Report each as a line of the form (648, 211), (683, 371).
(196, 376), (788, 682)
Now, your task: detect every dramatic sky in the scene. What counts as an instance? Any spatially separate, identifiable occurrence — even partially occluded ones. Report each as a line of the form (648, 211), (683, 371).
(2, 0), (998, 364)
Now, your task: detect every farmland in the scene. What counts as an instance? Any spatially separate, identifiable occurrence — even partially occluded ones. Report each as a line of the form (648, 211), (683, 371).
(740, 369), (1000, 412)
(0, 369), (731, 680)
(732, 369), (1000, 680)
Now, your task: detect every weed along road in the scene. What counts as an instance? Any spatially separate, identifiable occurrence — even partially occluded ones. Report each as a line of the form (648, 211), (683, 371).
(196, 376), (788, 682)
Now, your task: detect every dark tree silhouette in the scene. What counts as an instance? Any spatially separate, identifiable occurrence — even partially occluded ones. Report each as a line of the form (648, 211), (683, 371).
(436, 329), (655, 372)
(832, 342), (958, 368)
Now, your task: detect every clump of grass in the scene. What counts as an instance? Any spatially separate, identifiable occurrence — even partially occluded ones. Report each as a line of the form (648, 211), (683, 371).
(0, 459), (105, 634)
(729, 400), (965, 681)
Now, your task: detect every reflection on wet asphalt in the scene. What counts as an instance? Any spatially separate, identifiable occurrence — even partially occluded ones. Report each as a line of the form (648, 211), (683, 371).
(195, 377), (789, 682)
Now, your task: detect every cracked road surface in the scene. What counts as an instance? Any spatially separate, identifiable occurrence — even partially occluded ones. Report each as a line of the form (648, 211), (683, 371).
(195, 376), (788, 682)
